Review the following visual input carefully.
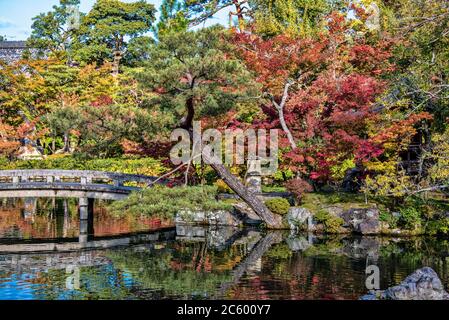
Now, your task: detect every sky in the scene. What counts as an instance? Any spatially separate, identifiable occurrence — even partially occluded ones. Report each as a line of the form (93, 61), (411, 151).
(0, 0), (230, 40)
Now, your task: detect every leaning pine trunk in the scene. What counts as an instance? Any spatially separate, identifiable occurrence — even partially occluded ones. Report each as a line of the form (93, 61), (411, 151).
(182, 90), (283, 229)
(217, 231), (282, 297)
(208, 161), (283, 229)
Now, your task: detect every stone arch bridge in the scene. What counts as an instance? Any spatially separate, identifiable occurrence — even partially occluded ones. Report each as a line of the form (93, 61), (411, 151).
(0, 169), (166, 246)
(0, 169), (161, 200)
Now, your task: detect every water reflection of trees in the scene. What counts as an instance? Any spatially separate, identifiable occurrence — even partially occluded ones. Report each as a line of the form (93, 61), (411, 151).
(377, 238), (449, 290)
(106, 241), (246, 299)
(0, 198), (79, 239)
(1, 227), (449, 300)
(102, 234), (449, 300)
(218, 234), (449, 300)
(27, 266), (136, 300)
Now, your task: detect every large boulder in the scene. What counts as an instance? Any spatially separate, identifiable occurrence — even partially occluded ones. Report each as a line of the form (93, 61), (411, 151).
(176, 210), (241, 226)
(361, 267), (449, 300)
(17, 145), (43, 160)
(286, 207), (313, 231)
(383, 267), (449, 300)
(340, 208), (380, 235)
(325, 206), (345, 217)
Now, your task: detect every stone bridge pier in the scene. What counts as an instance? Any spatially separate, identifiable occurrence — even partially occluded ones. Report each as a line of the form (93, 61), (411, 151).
(78, 197), (95, 245)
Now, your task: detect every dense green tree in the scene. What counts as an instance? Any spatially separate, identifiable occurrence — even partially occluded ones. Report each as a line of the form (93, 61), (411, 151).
(156, 0), (189, 36)
(387, 0), (449, 131)
(27, 0), (82, 57)
(138, 26), (257, 128)
(123, 36), (155, 67)
(75, 0), (156, 75)
(249, 0), (346, 36)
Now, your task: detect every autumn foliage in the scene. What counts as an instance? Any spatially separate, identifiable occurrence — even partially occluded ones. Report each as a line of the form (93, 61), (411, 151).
(1, 0), (448, 198)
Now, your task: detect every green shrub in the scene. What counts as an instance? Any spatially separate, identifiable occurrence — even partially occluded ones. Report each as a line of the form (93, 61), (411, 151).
(214, 179), (233, 194)
(108, 185), (232, 219)
(324, 217), (344, 233)
(379, 210), (399, 228)
(314, 210), (344, 233)
(265, 198), (291, 215)
(399, 207), (422, 230)
(426, 218), (449, 236)
(314, 210), (330, 223)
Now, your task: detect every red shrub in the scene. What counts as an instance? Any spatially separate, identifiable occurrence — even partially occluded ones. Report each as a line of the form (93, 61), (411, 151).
(285, 178), (314, 203)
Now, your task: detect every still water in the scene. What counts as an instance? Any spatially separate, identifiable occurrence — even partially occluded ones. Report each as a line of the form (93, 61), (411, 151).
(0, 198), (448, 300)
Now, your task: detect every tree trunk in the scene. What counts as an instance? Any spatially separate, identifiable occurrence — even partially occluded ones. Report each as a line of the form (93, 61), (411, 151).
(208, 160), (282, 229)
(63, 131), (70, 153)
(272, 82), (297, 150)
(181, 97), (195, 130)
(112, 50), (122, 77)
(216, 231), (283, 297)
(276, 104), (297, 150)
(181, 95), (283, 229)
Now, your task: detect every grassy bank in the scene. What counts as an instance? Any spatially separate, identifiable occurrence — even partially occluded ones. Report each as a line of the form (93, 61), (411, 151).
(107, 185), (232, 220)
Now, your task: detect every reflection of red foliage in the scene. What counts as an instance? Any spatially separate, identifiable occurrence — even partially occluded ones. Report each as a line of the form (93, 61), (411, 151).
(0, 208), (79, 239)
(93, 208), (171, 236)
(0, 202), (173, 239)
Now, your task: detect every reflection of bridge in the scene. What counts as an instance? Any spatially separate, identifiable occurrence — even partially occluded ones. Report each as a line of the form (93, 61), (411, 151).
(0, 228), (176, 254)
(0, 170), (167, 250)
(0, 170), (161, 200)
(0, 225), (292, 298)
(0, 229), (176, 273)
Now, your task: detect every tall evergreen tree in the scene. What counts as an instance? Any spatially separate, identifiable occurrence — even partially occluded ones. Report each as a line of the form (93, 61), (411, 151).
(28, 0), (82, 57)
(76, 0), (156, 75)
(137, 26), (282, 227)
(156, 0), (189, 36)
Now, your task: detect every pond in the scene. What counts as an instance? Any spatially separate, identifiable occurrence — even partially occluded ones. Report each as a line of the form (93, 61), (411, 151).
(0, 198), (448, 300)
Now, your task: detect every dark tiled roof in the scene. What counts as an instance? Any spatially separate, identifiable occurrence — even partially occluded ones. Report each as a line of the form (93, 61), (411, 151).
(0, 41), (27, 49)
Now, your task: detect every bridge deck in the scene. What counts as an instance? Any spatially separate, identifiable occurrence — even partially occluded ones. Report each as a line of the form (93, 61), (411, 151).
(0, 169), (162, 199)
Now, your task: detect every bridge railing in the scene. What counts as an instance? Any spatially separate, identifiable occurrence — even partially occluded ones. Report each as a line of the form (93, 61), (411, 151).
(0, 170), (158, 188)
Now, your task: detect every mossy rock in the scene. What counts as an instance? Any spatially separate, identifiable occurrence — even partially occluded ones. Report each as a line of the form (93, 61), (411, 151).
(313, 210), (345, 233)
(301, 193), (376, 216)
